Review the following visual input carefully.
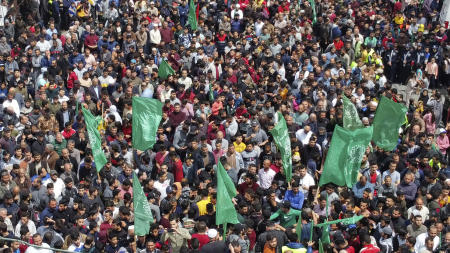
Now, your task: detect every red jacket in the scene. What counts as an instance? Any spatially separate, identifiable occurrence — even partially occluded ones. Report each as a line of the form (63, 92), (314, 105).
(67, 71), (78, 89)
(172, 158), (183, 182)
(278, 2), (289, 13)
(84, 34), (99, 47)
(61, 129), (76, 139)
(382, 37), (395, 50)
(360, 244), (380, 253)
(334, 39), (344, 50)
(190, 234), (210, 249)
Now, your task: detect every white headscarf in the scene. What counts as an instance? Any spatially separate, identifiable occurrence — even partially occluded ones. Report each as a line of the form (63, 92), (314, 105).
(107, 105), (122, 124)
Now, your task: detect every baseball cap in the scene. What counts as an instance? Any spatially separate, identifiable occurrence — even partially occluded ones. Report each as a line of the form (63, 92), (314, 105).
(50, 170), (58, 175)
(166, 186), (174, 194)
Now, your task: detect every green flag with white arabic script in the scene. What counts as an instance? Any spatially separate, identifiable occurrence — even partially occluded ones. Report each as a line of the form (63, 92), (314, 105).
(319, 126), (373, 188)
(269, 112), (292, 182)
(133, 172), (153, 236)
(82, 107), (107, 172)
(343, 95), (363, 130)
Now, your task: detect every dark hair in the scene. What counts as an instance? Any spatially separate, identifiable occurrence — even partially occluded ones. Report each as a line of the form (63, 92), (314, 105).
(361, 234), (371, 244)
(286, 230), (298, 242)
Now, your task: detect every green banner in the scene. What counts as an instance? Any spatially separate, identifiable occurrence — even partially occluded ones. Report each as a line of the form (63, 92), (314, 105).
(132, 97), (163, 151)
(372, 96), (407, 151)
(216, 161), (239, 226)
(269, 112), (292, 181)
(82, 107), (107, 172)
(319, 126), (373, 187)
(133, 172), (153, 236)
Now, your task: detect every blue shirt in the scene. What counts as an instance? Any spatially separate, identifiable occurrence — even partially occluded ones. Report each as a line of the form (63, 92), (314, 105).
(284, 190), (305, 210)
(352, 182), (374, 199)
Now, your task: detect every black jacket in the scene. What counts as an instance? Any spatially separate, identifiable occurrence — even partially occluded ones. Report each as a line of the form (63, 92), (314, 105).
(55, 109), (75, 130)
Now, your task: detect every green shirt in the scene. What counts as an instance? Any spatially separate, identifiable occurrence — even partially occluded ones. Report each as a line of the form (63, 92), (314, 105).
(270, 209), (301, 228)
(293, 112), (309, 127)
(52, 139), (67, 155)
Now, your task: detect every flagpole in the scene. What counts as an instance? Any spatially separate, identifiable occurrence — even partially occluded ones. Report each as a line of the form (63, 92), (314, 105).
(309, 220), (314, 241)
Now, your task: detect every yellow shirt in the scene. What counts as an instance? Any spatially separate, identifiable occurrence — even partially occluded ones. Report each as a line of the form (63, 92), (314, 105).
(234, 142), (247, 153)
(197, 199), (211, 216)
(394, 16), (404, 25)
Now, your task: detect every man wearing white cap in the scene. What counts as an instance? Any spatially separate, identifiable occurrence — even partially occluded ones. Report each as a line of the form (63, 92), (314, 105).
(201, 229), (228, 253)
(231, 4), (243, 20)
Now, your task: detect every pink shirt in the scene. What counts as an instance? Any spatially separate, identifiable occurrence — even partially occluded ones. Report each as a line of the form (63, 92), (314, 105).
(436, 135), (450, 154)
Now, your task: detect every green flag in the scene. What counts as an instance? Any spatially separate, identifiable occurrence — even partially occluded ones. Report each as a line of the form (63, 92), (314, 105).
(322, 193), (330, 244)
(217, 161), (237, 198)
(216, 160), (239, 227)
(132, 97), (163, 151)
(308, 0), (317, 24)
(82, 107), (107, 172)
(372, 96), (407, 151)
(318, 239), (324, 253)
(269, 112), (292, 181)
(319, 126), (373, 188)
(343, 95), (363, 130)
(209, 83), (214, 102)
(133, 172), (153, 236)
(314, 216), (364, 228)
(321, 224), (331, 244)
(296, 214), (302, 243)
(158, 60), (175, 80)
(187, 0), (198, 31)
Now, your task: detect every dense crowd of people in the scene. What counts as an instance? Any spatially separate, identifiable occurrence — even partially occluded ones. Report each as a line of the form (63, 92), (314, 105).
(0, 0), (449, 252)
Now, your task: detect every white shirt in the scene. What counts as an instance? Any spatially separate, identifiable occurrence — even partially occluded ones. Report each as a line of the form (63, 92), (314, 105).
(84, 54), (96, 69)
(352, 93), (365, 108)
(298, 173), (315, 195)
(2, 99), (20, 117)
(15, 220), (36, 237)
(0, 5), (7, 27)
(57, 95), (70, 104)
(258, 168), (276, 189)
(255, 21), (264, 36)
(407, 205), (429, 220)
(36, 40), (52, 52)
(51, 178), (65, 200)
(295, 129), (312, 145)
(154, 179), (171, 199)
(178, 77), (193, 90)
(231, 9), (243, 19)
(68, 242), (84, 252)
(25, 243), (52, 253)
(150, 28), (162, 44)
(414, 233), (440, 253)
